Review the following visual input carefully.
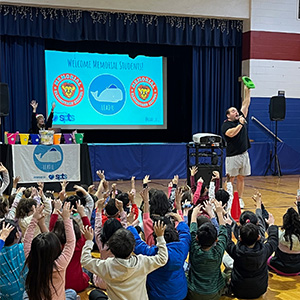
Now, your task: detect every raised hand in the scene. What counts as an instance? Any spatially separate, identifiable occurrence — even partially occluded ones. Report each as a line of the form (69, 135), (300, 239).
(175, 188), (183, 211)
(96, 170), (105, 180)
(143, 175), (151, 185)
(32, 204), (45, 221)
(191, 204), (201, 220)
(0, 163), (8, 173)
(57, 202), (72, 220)
(189, 166), (198, 177)
(203, 201), (214, 218)
(140, 187), (149, 202)
(60, 180), (69, 191)
(265, 213), (275, 226)
(58, 190), (67, 202)
(75, 200), (86, 217)
(81, 225), (94, 241)
(96, 198), (106, 211)
(211, 171), (220, 181)
(0, 223), (14, 241)
(172, 175), (179, 185)
(53, 199), (63, 212)
(154, 220), (166, 237)
(167, 212), (183, 222)
(213, 199), (224, 215)
(30, 100), (38, 112)
(252, 190), (262, 208)
(13, 176), (21, 188)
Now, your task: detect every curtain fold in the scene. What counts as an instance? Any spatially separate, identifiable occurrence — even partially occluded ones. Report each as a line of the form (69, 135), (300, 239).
(0, 36), (46, 133)
(192, 46), (242, 135)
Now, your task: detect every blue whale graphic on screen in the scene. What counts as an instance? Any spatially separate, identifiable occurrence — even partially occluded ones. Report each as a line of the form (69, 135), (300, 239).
(35, 148), (62, 163)
(91, 84), (123, 103)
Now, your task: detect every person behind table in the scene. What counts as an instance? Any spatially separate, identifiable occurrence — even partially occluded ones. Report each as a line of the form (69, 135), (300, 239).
(29, 100), (55, 134)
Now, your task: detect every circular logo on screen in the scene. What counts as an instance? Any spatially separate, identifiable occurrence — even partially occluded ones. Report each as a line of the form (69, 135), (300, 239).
(88, 74), (126, 115)
(130, 76), (158, 108)
(33, 145), (63, 173)
(52, 73), (84, 106)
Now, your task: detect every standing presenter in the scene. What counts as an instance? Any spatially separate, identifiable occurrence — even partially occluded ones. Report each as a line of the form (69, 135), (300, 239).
(221, 85), (251, 208)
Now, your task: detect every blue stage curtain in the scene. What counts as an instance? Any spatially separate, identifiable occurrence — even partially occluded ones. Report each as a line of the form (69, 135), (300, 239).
(0, 5), (242, 136)
(0, 35), (46, 133)
(0, 6), (242, 47)
(192, 46), (242, 135)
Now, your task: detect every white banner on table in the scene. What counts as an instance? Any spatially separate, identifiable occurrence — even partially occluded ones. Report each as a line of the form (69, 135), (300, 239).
(12, 144), (80, 183)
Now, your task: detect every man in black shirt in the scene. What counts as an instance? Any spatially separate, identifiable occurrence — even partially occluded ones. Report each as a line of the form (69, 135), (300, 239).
(221, 86), (251, 208)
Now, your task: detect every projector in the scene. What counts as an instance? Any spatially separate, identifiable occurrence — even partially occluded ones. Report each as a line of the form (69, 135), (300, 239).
(192, 133), (222, 147)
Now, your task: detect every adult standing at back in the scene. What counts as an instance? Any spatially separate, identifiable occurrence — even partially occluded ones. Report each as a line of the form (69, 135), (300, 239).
(221, 85), (251, 208)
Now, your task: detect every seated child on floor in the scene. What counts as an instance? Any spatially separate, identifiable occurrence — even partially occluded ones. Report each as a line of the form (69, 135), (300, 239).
(187, 201), (230, 300)
(226, 217), (278, 299)
(81, 221), (168, 300)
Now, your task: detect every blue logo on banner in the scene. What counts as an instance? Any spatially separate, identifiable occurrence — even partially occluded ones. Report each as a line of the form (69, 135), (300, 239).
(33, 145), (63, 173)
(88, 74), (126, 115)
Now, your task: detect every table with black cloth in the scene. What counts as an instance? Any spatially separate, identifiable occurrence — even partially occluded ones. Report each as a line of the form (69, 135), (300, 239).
(0, 143), (92, 193)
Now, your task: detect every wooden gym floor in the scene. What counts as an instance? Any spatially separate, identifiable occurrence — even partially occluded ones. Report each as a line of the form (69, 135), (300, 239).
(78, 175), (300, 300)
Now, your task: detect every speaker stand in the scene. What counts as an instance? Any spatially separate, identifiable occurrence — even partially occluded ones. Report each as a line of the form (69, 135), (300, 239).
(264, 120), (281, 177)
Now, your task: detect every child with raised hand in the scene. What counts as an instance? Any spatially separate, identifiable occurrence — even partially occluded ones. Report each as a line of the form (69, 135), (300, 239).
(226, 213), (278, 299)
(50, 199), (91, 292)
(0, 222), (14, 251)
(23, 202), (77, 300)
(92, 197), (126, 290)
(187, 200), (230, 300)
(81, 221), (168, 300)
(0, 219), (27, 300)
(127, 211), (191, 300)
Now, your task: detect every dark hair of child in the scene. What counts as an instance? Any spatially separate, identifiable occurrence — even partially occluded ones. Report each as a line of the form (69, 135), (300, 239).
(239, 211), (258, 225)
(240, 223), (259, 246)
(116, 193), (130, 210)
(25, 232), (62, 300)
(196, 222), (217, 249)
(24, 188), (32, 199)
(163, 224), (179, 243)
(105, 198), (119, 217)
(44, 191), (55, 200)
(215, 189), (230, 206)
(282, 207), (300, 250)
(181, 190), (192, 203)
(100, 218), (123, 246)
(107, 228), (135, 259)
(15, 198), (37, 219)
(149, 190), (170, 216)
(197, 215), (211, 228)
(64, 195), (82, 209)
(52, 219), (81, 244)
